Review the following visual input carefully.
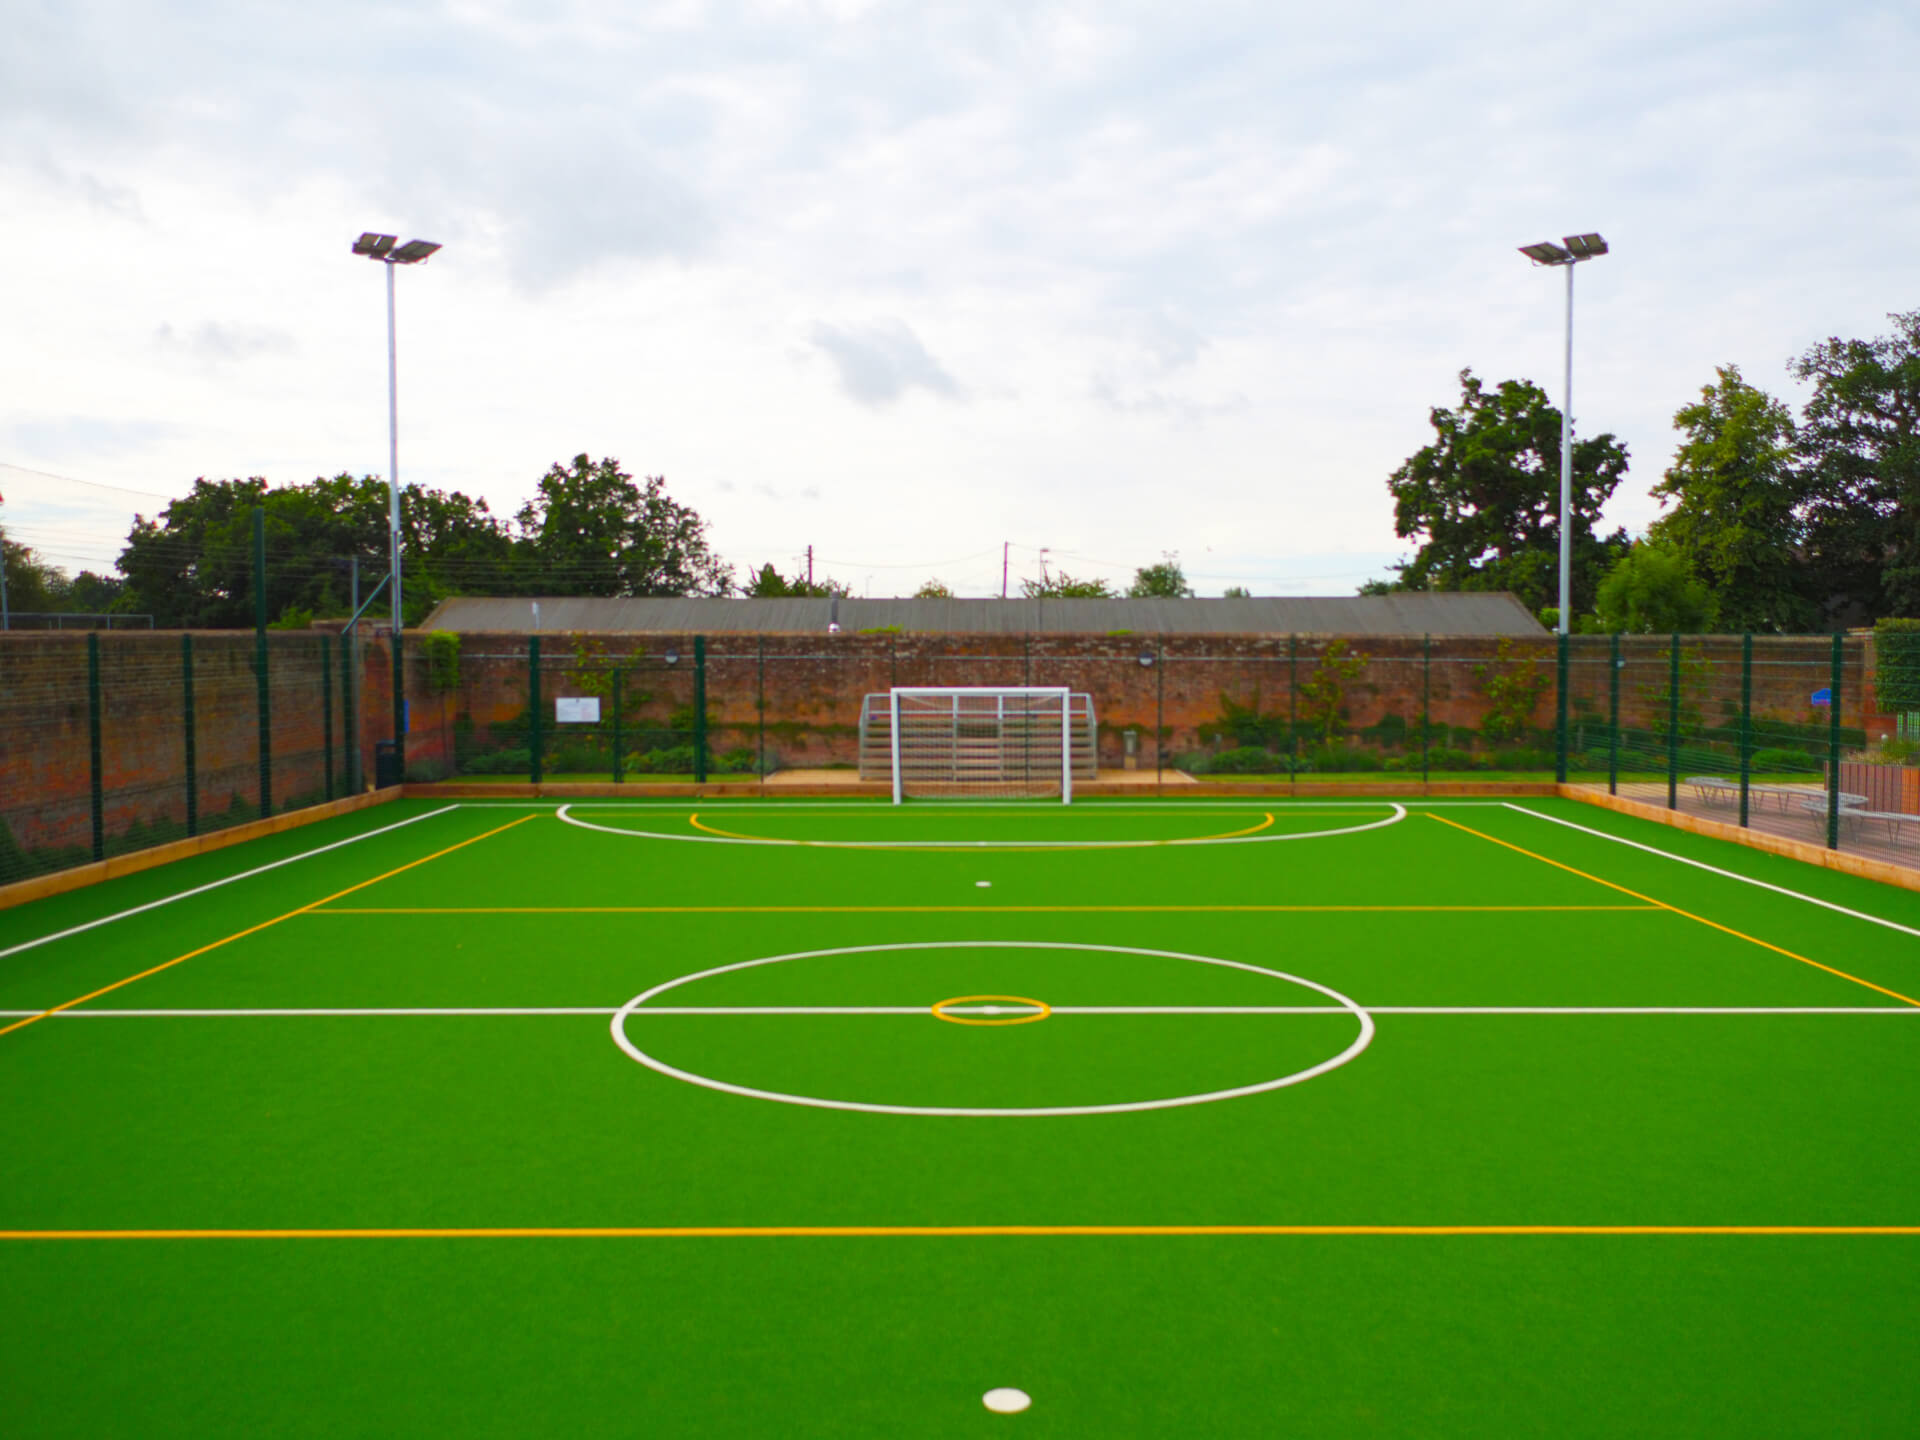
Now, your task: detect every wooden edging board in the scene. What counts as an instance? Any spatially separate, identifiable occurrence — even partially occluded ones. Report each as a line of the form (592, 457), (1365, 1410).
(1561, 784), (1920, 895)
(0, 788), (405, 914)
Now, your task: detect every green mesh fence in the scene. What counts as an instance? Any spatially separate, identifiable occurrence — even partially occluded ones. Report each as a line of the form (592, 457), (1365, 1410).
(0, 626), (1899, 889)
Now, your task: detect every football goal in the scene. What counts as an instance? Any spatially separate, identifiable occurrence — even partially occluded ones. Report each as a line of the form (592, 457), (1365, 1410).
(858, 687), (1098, 802)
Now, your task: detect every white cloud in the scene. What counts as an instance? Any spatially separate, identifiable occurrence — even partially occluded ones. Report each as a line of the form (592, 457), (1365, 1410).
(0, 0), (1915, 594)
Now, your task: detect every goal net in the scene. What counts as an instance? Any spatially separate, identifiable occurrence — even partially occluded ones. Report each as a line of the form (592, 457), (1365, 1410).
(859, 688), (1097, 802)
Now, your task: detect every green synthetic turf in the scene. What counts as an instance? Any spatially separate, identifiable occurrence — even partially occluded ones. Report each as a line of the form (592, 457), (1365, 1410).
(3, 796), (1919, 1437)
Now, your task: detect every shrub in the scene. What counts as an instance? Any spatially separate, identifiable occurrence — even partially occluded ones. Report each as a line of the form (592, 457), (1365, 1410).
(463, 747), (532, 775)
(1208, 746), (1283, 774)
(1310, 745), (1381, 773)
(1751, 746), (1819, 773)
(1426, 747), (1478, 772)
(1491, 747), (1553, 770)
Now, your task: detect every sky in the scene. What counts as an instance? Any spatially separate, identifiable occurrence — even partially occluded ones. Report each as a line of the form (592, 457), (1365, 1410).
(2, 0), (1916, 600)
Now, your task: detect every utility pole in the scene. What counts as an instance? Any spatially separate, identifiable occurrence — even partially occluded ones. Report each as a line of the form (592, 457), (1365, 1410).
(806, 545), (814, 589)
(1002, 541), (1009, 600)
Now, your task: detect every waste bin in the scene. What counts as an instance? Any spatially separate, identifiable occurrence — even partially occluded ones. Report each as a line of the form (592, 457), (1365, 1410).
(375, 740), (403, 789)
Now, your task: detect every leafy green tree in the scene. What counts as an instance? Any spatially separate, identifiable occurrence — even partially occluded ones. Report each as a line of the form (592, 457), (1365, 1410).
(912, 578), (954, 598)
(1384, 369), (1630, 613)
(1791, 311), (1920, 619)
(118, 474), (518, 627)
(1297, 639), (1369, 744)
(1472, 638), (1552, 743)
(516, 455), (730, 598)
(1223, 585), (1252, 598)
(1020, 571), (1114, 598)
(1127, 553), (1194, 598)
(740, 562), (847, 597)
(1594, 543), (1713, 634)
(1647, 365), (1812, 632)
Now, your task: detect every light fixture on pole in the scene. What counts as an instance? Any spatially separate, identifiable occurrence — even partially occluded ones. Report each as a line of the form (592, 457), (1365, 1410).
(1517, 232), (1608, 636)
(352, 231), (441, 762)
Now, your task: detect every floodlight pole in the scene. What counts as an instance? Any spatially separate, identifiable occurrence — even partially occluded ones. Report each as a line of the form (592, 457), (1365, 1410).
(1518, 233), (1607, 636)
(1559, 260), (1574, 640)
(385, 258), (404, 754)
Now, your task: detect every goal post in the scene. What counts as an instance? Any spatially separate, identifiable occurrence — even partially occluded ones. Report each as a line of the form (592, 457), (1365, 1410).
(865, 687), (1092, 802)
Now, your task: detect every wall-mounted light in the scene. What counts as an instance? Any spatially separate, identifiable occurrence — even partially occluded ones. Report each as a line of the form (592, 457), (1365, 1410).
(664, 649), (680, 666)
(1138, 652), (1155, 668)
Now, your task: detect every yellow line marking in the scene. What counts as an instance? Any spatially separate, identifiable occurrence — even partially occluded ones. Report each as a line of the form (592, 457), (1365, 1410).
(3, 1225), (1917, 1241)
(310, 904), (1660, 915)
(930, 994), (1053, 1026)
(0, 816), (540, 1040)
(1425, 813), (1920, 1009)
(682, 811), (1278, 850)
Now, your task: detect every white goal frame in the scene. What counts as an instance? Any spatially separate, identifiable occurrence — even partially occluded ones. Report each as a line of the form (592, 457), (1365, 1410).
(887, 687), (1075, 805)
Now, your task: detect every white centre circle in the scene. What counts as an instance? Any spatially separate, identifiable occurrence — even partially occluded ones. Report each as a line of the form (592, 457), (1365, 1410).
(983, 1387), (1031, 1414)
(609, 940), (1375, 1118)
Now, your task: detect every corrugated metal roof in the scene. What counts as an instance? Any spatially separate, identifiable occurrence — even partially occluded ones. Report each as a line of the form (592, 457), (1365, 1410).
(418, 593), (1546, 637)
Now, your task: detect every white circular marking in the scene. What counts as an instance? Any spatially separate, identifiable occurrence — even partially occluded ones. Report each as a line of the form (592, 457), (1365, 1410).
(982, 1005), (1002, 1015)
(557, 803), (1405, 849)
(609, 941), (1374, 1118)
(983, 1387), (1031, 1414)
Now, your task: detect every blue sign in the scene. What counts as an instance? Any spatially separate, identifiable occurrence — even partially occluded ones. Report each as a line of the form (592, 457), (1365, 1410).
(1810, 688), (1832, 707)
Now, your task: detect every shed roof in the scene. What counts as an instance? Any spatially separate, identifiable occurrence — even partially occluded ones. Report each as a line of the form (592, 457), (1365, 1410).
(417, 593), (1546, 637)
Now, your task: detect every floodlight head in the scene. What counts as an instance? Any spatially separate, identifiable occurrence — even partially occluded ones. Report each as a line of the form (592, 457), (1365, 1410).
(354, 233), (398, 259)
(1563, 232), (1608, 259)
(1519, 241), (1573, 265)
(391, 239), (442, 264)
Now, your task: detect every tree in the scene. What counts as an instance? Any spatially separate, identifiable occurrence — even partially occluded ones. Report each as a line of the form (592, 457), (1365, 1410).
(1384, 369), (1630, 613)
(1791, 311), (1920, 619)
(740, 562), (848, 597)
(1128, 553), (1193, 598)
(912, 578), (954, 598)
(516, 455), (731, 598)
(1020, 571), (1114, 598)
(1223, 585), (1252, 598)
(118, 474), (518, 627)
(1296, 639), (1369, 744)
(1646, 365), (1812, 632)
(1594, 543), (1713, 634)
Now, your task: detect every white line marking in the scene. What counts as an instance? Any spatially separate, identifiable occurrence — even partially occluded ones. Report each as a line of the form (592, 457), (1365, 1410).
(610, 941), (1375, 1117)
(451, 800), (1515, 810)
(1506, 803), (1920, 941)
(556, 802), (1407, 848)
(7, 1005), (1913, 1019)
(0, 805), (462, 961)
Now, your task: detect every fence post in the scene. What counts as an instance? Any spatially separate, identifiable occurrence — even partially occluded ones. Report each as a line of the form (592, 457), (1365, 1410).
(1607, 632), (1620, 796)
(693, 634), (708, 784)
(1666, 632), (1680, 809)
(254, 506), (272, 819)
(1738, 633), (1753, 828)
(321, 636), (334, 801)
(1421, 633), (1431, 786)
(1144, 648), (1159, 794)
(528, 636), (543, 786)
(611, 664), (624, 784)
(87, 632), (105, 862)
(182, 632), (198, 836)
(340, 629), (357, 793)
(1555, 632), (1570, 783)
(1827, 632), (1843, 851)
(1287, 633), (1298, 798)
(757, 637), (767, 783)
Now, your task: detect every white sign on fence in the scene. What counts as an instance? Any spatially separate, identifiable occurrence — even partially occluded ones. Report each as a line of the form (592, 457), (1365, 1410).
(555, 696), (601, 724)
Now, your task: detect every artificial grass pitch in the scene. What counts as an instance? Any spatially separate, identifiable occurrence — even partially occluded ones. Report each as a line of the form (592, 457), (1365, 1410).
(2, 796), (1918, 1437)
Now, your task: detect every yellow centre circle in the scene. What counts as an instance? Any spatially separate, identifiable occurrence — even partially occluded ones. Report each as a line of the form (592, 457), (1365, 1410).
(930, 994), (1053, 1026)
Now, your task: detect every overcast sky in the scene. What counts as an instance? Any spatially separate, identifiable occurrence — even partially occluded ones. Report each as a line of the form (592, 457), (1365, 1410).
(2, 0), (1915, 599)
